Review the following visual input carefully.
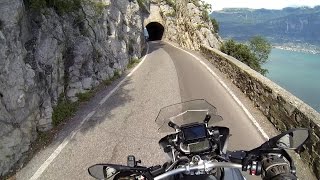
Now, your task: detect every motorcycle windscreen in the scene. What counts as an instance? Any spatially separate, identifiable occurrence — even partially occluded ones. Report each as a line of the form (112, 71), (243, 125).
(155, 99), (223, 133)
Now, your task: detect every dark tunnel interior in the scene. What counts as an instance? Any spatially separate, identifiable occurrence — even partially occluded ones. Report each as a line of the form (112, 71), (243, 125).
(146, 22), (164, 41)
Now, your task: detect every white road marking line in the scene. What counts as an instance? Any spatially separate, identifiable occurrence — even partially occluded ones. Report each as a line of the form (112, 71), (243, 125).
(29, 43), (149, 180)
(166, 42), (269, 140)
(29, 110), (96, 180)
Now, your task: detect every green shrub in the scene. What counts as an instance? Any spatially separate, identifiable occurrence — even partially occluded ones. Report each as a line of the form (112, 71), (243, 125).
(164, 0), (176, 10)
(93, 1), (105, 15)
(37, 131), (52, 144)
(76, 91), (94, 102)
(188, 0), (200, 7)
(127, 57), (140, 69)
(210, 18), (219, 33)
(29, 0), (47, 11)
(102, 70), (122, 86)
(166, 11), (176, 17)
(197, 24), (207, 30)
(28, 0), (82, 14)
(200, 1), (212, 22)
(220, 39), (268, 75)
(202, 10), (210, 21)
(113, 70), (121, 79)
(137, 0), (146, 9)
(51, 0), (82, 14)
(52, 98), (78, 126)
(249, 36), (272, 64)
(103, 79), (112, 86)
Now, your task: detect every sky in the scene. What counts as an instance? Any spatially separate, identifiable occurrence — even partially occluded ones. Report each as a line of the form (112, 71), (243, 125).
(202, 0), (320, 11)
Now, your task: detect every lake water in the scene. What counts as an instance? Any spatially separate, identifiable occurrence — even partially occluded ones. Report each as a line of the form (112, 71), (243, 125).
(263, 48), (320, 112)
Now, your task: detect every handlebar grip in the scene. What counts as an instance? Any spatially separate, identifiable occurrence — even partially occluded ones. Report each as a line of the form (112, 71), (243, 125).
(150, 167), (165, 177)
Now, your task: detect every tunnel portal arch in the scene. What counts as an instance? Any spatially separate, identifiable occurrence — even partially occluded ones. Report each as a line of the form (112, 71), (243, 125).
(146, 22), (164, 41)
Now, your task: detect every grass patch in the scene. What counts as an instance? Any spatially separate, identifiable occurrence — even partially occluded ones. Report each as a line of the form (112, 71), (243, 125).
(137, 0), (146, 8)
(92, 1), (105, 15)
(197, 24), (207, 30)
(164, 0), (176, 10)
(112, 70), (121, 80)
(103, 79), (112, 86)
(52, 97), (78, 127)
(37, 131), (53, 145)
(102, 69), (122, 86)
(127, 58), (140, 69)
(166, 11), (176, 17)
(76, 91), (94, 102)
(28, 0), (106, 15)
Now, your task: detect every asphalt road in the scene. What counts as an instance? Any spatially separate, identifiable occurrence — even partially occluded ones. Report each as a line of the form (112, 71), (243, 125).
(17, 41), (266, 180)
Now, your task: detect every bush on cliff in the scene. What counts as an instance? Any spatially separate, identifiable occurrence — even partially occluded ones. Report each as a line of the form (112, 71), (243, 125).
(220, 36), (271, 75)
(27, 0), (82, 14)
(210, 18), (219, 33)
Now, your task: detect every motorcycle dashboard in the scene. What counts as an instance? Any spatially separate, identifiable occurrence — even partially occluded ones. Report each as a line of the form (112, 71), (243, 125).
(181, 123), (207, 143)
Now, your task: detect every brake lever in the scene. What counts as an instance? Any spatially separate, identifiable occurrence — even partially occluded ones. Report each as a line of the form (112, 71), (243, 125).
(228, 150), (262, 175)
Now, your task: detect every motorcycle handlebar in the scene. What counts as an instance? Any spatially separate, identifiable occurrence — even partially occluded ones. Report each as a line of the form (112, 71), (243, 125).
(154, 162), (242, 180)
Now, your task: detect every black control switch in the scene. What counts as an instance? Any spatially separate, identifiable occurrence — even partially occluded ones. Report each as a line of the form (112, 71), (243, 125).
(127, 155), (136, 167)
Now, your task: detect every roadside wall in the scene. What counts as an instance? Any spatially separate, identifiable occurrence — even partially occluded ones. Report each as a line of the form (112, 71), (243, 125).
(200, 45), (320, 178)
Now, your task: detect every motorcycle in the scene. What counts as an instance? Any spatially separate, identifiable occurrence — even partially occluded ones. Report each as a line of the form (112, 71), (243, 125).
(88, 99), (309, 180)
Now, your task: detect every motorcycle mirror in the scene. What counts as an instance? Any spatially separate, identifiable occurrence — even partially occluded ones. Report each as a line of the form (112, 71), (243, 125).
(88, 164), (119, 179)
(203, 114), (211, 125)
(262, 128), (309, 150)
(275, 129), (309, 150)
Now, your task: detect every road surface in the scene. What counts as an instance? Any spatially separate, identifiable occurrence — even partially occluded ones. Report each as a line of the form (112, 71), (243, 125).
(17, 41), (266, 180)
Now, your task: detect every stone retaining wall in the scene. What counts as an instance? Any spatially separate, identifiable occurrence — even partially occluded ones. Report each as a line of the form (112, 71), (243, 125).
(200, 45), (320, 178)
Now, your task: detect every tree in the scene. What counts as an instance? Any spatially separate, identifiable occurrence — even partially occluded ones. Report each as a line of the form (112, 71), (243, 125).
(220, 39), (269, 75)
(249, 36), (272, 64)
(210, 18), (219, 33)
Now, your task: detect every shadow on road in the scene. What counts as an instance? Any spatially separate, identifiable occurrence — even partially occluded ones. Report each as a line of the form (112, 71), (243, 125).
(79, 77), (135, 134)
(146, 41), (165, 55)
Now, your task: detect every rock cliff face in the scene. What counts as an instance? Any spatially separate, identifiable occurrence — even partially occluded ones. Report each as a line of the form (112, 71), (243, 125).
(159, 0), (221, 50)
(0, 0), (146, 175)
(0, 0), (221, 176)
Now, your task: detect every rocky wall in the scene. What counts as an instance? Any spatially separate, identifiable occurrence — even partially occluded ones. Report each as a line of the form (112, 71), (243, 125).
(200, 45), (320, 179)
(158, 0), (222, 50)
(0, 0), (147, 176)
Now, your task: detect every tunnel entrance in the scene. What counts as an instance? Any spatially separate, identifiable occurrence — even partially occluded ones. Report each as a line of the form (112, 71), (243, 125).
(146, 22), (164, 41)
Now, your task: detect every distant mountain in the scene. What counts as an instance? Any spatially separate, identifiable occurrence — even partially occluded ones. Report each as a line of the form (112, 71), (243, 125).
(211, 6), (320, 46)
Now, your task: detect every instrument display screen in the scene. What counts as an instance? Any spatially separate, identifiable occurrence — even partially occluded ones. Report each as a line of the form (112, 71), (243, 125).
(182, 124), (207, 142)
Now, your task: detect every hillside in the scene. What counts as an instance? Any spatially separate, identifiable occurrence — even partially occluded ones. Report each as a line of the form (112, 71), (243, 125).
(211, 6), (320, 46)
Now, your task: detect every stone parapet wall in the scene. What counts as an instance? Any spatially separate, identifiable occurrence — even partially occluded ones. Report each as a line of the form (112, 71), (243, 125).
(200, 45), (320, 178)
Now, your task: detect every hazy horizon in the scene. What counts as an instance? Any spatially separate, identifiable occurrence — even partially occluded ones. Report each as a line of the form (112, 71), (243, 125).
(202, 0), (320, 11)
(213, 5), (319, 11)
